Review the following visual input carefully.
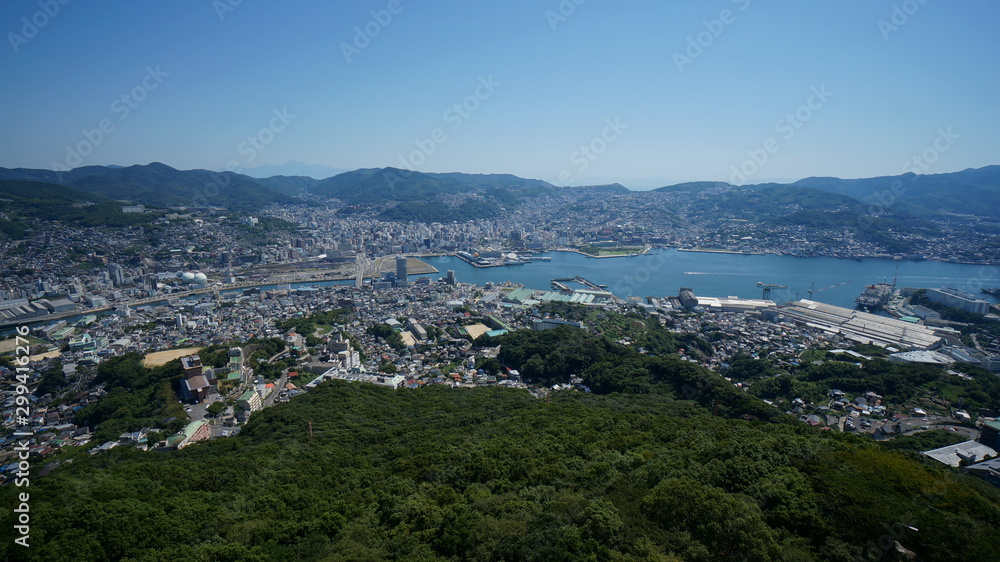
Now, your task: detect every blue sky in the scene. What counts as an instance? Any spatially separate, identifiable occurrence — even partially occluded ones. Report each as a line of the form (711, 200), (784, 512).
(2, 0), (998, 188)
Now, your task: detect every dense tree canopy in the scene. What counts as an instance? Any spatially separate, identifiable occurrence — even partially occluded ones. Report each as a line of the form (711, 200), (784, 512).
(5, 381), (1000, 561)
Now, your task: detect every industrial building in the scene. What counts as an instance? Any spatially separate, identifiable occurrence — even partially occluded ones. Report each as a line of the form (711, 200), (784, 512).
(926, 287), (991, 315)
(532, 318), (584, 331)
(888, 350), (953, 366)
(923, 440), (998, 467)
(781, 299), (942, 350)
(695, 296), (777, 313)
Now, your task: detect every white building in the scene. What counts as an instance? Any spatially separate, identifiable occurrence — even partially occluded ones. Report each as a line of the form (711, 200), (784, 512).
(926, 287), (990, 315)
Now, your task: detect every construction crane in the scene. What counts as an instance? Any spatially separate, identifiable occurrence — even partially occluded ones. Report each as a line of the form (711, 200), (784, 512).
(806, 280), (852, 299)
(757, 281), (789, 300)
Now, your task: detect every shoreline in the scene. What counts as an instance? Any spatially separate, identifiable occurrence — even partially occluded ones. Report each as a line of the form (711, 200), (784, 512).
(1, 258), (443, 330)
(4, 251), (997, 331)
(677, 248), (765, 255)
(555, 245), (653, 259)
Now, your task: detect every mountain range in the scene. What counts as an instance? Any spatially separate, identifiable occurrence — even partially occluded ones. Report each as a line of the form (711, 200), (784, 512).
(655, 166), (1000, 218)
(0, 162), (997, 219)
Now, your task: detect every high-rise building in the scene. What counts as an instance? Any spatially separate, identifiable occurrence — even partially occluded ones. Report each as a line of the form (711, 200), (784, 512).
(445, 270), (457, 286)
(395, 256), (408, 287)
(108, 263), (125, 287)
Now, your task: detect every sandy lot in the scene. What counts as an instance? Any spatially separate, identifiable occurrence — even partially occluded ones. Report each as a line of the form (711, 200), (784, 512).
(0, 339), (24, 353)
(377, 257), (439, 276)
(143, 347), (203, 367)
(400, 331), (416, 347)
(464, 324), (491, 340)
(29, 351), (61, 362)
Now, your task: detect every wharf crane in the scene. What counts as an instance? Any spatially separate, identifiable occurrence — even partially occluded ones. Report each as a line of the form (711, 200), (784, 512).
(756, 281), (789, 300)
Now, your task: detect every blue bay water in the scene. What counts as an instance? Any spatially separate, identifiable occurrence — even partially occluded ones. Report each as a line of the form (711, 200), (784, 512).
(420, 250), (1000, 309)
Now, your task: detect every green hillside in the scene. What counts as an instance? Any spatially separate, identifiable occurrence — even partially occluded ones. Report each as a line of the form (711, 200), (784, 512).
(5, 346), (999, 560)
(5, 315), (1000, 561)
(66, 163), (302, 210)
(0, 165), (114, 185)
(313, 167), (554, 205)
(654, 181), (732, 192)
(688, 185), (863, 220)
(0, 179), (105, 203)
(0, 180), (159, 235)
(790, 166), (1000, 217)
(254, 175), (320, 196)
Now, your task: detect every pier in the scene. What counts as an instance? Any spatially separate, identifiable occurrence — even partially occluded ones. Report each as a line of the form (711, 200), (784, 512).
(551, 276), (606, 292)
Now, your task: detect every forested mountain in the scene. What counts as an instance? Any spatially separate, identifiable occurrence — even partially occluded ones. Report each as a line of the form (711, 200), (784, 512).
(654, 180), (732, 192)
(0, 180), (159, 237)
(312, 167), (555, 205)
(683, 185), (864, 222)
(254, 175), (320, 196)
(5, 318), (1000, 560)
(0, 163), (302, 210)
(789, 166), (1000, 217)
(6, 377), (998, 561)
(65, 162), (302, 210)
(0, 165), (113, 185)
(0, 180), (104, 204)
(1, 162), (996, 218)
(653, 166), (1000, 218)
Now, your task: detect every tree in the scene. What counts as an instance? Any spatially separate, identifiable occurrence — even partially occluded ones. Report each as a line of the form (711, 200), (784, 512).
(206, 401), (225, 418)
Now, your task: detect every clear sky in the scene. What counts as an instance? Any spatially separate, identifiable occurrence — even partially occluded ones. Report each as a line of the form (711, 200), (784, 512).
(2, 0), (998, 188)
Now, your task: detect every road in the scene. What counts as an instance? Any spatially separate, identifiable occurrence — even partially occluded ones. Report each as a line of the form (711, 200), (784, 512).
(355, 255), (391, 287)
(843, 412), (980, 440)
(266, 345), (290, 364)
(264, 372), (288, 407)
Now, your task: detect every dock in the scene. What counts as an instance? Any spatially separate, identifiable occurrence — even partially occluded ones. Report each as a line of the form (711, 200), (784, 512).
(551, 276), (606, 291)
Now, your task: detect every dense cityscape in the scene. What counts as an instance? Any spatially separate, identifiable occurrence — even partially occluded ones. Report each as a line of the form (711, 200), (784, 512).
(3, 170), (1000, 457)
(4, 2), (1000, 560)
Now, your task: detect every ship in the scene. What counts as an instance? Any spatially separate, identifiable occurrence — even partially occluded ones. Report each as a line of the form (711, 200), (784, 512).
(982, 288), (1000, 297)
(855, 282), (893, 310)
